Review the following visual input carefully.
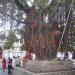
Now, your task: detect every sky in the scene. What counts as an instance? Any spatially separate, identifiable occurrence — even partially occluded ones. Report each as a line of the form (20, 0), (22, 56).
(0, 22), (10, 32)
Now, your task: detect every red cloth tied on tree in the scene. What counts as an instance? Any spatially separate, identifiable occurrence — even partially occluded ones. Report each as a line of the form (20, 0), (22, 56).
(32, 21), (36, 30)
(23, 51), (32, 63)
(25, 51), (32, 60)
(0, 47), (3, 59)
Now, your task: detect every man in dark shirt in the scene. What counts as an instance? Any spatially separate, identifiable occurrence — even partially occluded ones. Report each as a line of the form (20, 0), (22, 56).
(8, 57), (12, 74)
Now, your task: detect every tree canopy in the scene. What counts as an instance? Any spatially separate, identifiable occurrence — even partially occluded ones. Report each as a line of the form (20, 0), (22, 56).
(4, 31), (18, 49)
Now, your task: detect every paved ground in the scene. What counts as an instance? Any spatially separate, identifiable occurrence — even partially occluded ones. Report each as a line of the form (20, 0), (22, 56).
(0, 59), (75, 75)
(0, 68), (8, 75)
(0, 62), (13, 75)
(0, 68), (13, 75)
(0, 64), (13, 75)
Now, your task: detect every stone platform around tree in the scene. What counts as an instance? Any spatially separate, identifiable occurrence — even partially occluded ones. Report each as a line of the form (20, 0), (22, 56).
(25, 60), (73, 72)
(13, 60), (75, 75)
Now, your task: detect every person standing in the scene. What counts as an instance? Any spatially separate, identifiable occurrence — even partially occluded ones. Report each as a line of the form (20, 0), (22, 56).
(15, 56), (21, 66)
(2, 58), (7, 72)
(64, 52), (69, 60)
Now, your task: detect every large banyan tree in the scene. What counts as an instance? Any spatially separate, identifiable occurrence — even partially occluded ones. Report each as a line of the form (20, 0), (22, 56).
(14, 0), (74, 60)
(14, 0), (61, 60)
(0, 0), (74, 60)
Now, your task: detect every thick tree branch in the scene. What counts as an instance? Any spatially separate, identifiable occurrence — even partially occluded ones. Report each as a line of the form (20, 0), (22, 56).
(6, 14), (25, 24)
(7, 14), (25, 24)
(0, 10), (25, 24)
(15, 0), (31, 14)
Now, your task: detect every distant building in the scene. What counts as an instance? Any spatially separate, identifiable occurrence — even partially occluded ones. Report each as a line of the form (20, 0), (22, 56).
(13, 30), (24, 51)
(13, 39), (23, 51)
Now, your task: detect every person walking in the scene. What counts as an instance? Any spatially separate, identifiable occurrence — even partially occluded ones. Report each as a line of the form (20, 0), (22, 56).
(12, 56), (16, 68)
(8, 57), (12, 74)
(2, 58), (7, 72)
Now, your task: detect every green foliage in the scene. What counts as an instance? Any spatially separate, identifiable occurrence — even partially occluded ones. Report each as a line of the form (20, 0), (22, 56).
(4, 31), (18, 49)
(47, 0), (59, 12)
(19, 0), (27, 6)
(34, 0), (49, 7)
(50, 0), (59, 6)
(20, 44), (24, 51)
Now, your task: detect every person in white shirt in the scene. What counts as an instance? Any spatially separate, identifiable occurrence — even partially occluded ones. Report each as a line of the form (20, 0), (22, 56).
(12, 56), (16, 68)
(15, 56), (21, 66)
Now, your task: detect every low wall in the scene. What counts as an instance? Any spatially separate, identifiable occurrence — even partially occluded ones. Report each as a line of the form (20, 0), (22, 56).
(13, 67), (75, 75)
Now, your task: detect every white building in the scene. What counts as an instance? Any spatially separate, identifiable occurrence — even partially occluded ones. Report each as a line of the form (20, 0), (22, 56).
(13, 31), (24, 51)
